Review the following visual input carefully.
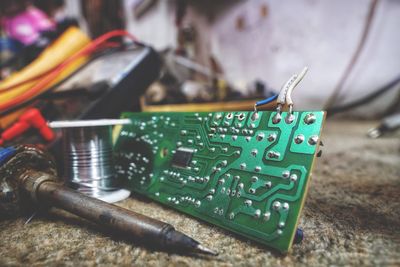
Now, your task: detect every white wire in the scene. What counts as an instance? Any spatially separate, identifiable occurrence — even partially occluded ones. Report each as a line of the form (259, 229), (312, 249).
(285, 67), (308, 106)
(48, 119), (132, 128)
(277, 74), (298, 105)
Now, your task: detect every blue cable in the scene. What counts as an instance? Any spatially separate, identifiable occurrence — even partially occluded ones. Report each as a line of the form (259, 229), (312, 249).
(0, 146), (16, 166)
(255, 94), (278, 107)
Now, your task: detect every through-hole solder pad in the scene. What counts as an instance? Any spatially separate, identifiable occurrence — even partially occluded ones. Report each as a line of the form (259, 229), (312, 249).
(114, 111), (325, 253)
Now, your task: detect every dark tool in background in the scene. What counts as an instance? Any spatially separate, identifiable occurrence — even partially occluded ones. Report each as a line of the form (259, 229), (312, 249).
(40, 46), (162, 120)
(367, 112), (400, 138)
(44, 46), (162, 172)
(0, 145), (217, 256)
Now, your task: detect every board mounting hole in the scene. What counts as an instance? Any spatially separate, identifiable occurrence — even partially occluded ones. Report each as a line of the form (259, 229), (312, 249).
(160, 148), (169, 158)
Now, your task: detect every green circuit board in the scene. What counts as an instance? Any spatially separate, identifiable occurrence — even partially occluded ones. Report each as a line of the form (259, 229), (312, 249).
(114, 111), (325, 252)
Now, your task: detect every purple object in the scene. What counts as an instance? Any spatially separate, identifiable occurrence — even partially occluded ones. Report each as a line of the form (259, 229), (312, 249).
(1, 6), (55, 46)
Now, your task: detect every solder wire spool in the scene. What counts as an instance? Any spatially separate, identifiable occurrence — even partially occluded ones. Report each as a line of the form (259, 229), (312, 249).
(48, 119), (131, 202)
(64, 125), (115, 192)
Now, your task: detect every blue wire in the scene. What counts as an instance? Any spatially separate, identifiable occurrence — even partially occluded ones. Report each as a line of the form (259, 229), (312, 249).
(255, 94), (278, 107)
(0, 146), (16, 166)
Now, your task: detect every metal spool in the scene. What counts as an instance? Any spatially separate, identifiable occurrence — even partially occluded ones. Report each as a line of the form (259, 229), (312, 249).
(49, 119), (131, 198)
(62, 125), (116, 195)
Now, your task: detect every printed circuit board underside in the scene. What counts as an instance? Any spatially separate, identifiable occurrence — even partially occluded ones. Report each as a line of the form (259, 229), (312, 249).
(114, 111), (325, 252)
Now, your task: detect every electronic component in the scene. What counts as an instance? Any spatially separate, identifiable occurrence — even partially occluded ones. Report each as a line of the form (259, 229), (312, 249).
(114, 110), (325, 253)
(172, 147), (194, 168)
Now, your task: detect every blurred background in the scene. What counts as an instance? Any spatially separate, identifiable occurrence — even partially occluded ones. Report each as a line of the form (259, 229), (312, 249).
(122, 0), (400, 117)
(1, 0), (400, 140)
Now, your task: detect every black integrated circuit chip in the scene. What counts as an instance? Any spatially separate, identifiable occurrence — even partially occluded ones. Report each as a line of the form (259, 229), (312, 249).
(115, 111), (326, 252)
(172, 148), (194, 168)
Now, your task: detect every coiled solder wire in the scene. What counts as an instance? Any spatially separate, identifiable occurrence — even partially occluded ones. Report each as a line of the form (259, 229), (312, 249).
(49, 119), (131, 198)
(62, 125), (117, 196)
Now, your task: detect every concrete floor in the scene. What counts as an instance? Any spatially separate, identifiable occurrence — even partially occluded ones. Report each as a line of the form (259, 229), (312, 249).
(1, 120), (399, 266)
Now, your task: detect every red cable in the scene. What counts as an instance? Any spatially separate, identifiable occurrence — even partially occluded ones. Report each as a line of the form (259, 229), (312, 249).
(0, 108), (54, 146)
(0, 30), (138, 111)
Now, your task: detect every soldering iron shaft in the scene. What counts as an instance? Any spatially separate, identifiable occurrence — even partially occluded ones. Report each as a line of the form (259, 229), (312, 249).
(20, 170), (217, 256)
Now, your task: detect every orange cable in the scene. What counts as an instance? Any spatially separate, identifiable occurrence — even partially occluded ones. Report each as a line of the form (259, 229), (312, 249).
(0, 30), (137, 111)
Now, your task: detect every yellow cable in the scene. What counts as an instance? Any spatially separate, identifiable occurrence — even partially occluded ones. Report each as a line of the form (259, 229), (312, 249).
(0, 27), (91, 104)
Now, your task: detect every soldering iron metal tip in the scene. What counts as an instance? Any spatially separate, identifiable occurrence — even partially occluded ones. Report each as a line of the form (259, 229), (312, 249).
(195, 244), (219, 256)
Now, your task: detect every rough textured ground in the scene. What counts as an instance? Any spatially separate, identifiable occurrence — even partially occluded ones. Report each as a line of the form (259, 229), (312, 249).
(1, 120), (399, 266)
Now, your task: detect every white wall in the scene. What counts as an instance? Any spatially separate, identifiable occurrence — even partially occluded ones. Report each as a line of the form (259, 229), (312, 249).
(208, 0), (400, 114)
(122, 0), (176, 50)
(121, 0), (400, 116)
(62, 0), (88, 33)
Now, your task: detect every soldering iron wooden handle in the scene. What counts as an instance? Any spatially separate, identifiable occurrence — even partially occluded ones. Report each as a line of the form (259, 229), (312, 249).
(0, 145), (217, 256)
(29, 171), (170, 240)
(21, 171), (216, 255)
